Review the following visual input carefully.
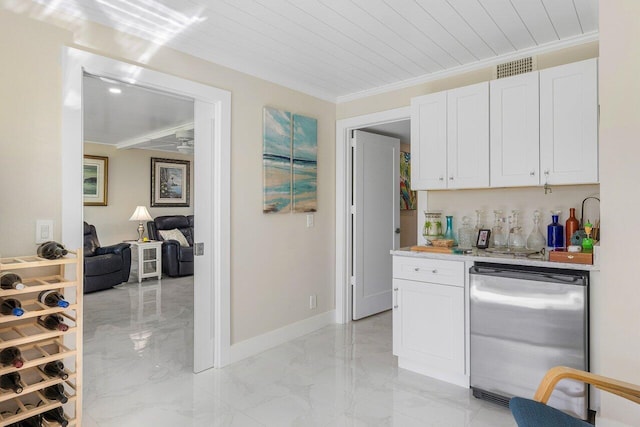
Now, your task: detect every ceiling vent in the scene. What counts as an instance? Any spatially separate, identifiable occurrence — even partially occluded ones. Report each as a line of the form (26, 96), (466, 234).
(495, 57), (536, 79)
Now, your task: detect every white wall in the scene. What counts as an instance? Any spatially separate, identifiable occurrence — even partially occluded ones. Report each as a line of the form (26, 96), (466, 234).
(0, 6), (336, 346)
(597, 1), (640, 425)
(84, 143), (194, 244)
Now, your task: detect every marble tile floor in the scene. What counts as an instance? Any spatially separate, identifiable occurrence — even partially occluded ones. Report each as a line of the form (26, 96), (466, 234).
(83, 277), (515, 426)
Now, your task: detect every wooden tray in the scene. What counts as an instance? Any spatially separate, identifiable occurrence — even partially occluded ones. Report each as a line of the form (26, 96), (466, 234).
(409, 245), (454, 254)
(549, 250), (593, 265)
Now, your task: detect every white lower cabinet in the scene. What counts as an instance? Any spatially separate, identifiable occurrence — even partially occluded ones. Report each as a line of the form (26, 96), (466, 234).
(392, 256), (467, 387)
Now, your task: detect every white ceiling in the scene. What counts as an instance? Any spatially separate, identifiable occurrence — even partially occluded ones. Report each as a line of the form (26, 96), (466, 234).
(363, 120), (411, 143)
(31, 0), (598, 103)
(83, 74), (194, 152)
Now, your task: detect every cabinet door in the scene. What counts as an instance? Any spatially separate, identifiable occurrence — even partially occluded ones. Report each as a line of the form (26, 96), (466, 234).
(540, 58), (598, 184)
(393, 278), (464, 374)
(411, 91), (447, 190)
(490, 72), (540, 187)
(447, 82), (490, 188)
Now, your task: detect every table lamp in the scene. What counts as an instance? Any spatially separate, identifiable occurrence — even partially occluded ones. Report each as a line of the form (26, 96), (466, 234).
(129, 206), (153, 241)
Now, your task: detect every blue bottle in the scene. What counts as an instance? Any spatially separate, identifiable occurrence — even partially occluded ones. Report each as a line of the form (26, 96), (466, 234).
(444, 215), (457, 245)
(547, 214), (564, 249)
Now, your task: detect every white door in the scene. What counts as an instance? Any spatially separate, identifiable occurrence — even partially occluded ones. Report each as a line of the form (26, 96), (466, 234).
(490, 72), (540, 187)
(540, 58), (598, 185)
(193, 100), (216, 372)
(447, 82), (490, 189)
(352, 130), (400, 320)
(411, 91), (447, 190)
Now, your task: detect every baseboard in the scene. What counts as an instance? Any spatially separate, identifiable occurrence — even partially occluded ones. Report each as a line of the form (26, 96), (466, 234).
(227, 310), (336, 365)
(398, 357), (470, 388)
(595, 417), (635, 427)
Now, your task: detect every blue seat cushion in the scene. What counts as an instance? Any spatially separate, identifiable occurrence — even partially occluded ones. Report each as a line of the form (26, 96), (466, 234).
(510, 397), (591, 427)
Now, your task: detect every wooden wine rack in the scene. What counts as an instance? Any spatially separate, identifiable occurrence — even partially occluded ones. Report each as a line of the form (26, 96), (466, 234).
(0, 251), (82, 427)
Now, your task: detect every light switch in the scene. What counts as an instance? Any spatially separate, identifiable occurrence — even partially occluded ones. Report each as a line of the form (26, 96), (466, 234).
(36, 220), (54, 244)
(306, 214), (314, 228)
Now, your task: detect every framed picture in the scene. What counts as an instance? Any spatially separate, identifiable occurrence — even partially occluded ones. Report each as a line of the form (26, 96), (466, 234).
(151, 157), (190, 207)
(476, 229), (491, 249)
(83, 155), (108, 206)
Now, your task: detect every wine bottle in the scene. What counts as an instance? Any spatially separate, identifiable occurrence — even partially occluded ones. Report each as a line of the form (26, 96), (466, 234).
(15, 405), (42, 427)
(38, 290), (69, 308)
(36, 241), (68, 260)
(37, 314), (69, 332)
(0, 272), (25, 290)
(0, 298), (25, 317)
(43, 383), (68, 403)
(41, 360), (69, 380)
(0, 347), (24, 368)
(1, 411), (19, 427)
(41, 406), (69, 427)
(0, 372), (23, 394)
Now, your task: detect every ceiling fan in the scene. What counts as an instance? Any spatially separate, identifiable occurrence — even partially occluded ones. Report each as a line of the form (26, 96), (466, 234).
(175, 129), (194, 154)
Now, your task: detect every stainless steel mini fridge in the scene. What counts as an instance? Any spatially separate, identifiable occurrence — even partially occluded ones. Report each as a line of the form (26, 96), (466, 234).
(469, 263), (589, 420)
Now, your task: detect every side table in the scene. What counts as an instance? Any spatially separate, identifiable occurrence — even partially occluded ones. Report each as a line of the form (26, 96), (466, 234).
(128, 240), (163, 283)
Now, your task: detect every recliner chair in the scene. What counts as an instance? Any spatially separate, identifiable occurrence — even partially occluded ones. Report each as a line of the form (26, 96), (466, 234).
(147, 215), (194, 277)
(83, 222), (131, 293)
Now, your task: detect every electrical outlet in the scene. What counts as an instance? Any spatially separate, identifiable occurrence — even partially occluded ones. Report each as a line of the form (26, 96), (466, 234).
(36, 220), (54, 244)
(306, 214), (314, 228)
(309, 294), (317, 309)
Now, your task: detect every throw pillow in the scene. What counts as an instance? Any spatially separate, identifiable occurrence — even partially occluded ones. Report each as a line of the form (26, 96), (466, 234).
(158, 228), (189, 247)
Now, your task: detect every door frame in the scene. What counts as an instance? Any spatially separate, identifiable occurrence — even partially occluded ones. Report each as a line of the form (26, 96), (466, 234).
(335, 107), (410, 324)
(61, 47), (231, 369)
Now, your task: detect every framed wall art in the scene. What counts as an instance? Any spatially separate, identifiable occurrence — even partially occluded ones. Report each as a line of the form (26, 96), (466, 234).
(292, 113), (317, 213)
(83, 155), (108, 206)
(400, 151), (416, 210)
(263, 107), (292, 213)
(151, 157), (190, 207)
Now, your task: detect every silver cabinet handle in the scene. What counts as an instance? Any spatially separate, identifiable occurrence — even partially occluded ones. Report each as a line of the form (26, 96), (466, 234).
(432, 269), (438, 274)
(544, 170), (550, 176)
(530, 171), (535, 176)
(439, 176), (444, 181)
(414, 267), (420, 271)
(449, 176), (454, 180)
(393, 287), (399, 309)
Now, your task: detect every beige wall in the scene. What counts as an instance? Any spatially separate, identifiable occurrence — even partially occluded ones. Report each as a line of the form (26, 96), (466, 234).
(84, 143), (194, 244)
(0, 7), (336, 345)
(597, 1), (640, 424)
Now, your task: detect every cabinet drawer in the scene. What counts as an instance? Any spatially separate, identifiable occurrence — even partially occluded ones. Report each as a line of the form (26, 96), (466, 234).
(393, 256), (464, 286)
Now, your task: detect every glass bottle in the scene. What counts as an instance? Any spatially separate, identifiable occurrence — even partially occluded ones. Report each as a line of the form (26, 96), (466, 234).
(422, 212), (443, 244)
(458, 216), (474, 249)
(491, 210), (507, 248)
(0, 272), (25, 290)
(0, 372), (23, 394)
(565, 208), (580, 247)
(582, 221), (594, 252)
(36, 241), (68, 260)
(41, 361), (69, 380)
(444, 215), (456, 244)
(547, 211), (564, 249)
(38, 290), (69, 308)
(472, 210), (484, 247)
(526, 210), (546, 252)
(43, 383), (68, 403)
(508, 210), (526, 249)
(0, 298), (25, 317)
(0, 347), (23, 368)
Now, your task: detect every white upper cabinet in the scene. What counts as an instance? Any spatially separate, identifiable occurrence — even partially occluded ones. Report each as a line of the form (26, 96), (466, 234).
(447, 82), (490, 189)
(490, 72), (540, 187)
(411, 91), (447, 190)
(540, 58), (598, 185)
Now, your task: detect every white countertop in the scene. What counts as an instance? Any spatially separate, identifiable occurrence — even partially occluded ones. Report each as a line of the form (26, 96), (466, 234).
(391, 248), (600, 271)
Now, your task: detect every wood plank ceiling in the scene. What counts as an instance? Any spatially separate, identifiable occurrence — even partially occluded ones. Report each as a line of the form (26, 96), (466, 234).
(29, 0), (598, 102)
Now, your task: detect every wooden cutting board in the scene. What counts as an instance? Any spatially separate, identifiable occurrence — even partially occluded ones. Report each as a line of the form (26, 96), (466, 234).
(409, 245), (454, 254)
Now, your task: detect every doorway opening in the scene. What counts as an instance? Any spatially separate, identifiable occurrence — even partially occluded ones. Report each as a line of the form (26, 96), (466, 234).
(335, 107), (412, 324)
(61, 48), (231, 371)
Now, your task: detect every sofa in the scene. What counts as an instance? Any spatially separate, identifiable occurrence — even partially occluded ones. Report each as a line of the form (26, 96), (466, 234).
(147, 215), (194, 277)
(83, 222), (131, 293)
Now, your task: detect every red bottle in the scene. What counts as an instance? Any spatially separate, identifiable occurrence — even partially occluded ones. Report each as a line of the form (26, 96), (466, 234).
(566, 208), (580, 248)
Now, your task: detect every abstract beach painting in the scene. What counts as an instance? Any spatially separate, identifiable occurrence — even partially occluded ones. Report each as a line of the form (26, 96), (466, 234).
(292, 114), (318, 213)
(263, 107), (292, 213)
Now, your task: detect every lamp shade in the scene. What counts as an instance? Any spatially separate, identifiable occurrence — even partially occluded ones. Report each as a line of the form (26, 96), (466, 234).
(129, 206), (153, 222)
